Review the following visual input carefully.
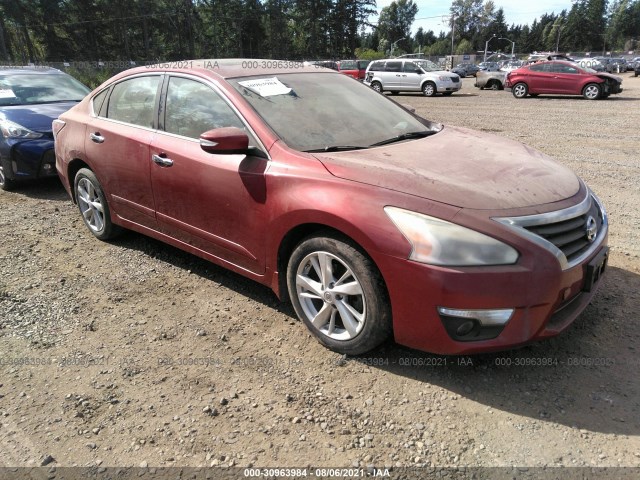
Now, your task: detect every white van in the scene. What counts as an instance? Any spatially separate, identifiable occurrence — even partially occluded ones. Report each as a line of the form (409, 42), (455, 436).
(363, 58), (461, 97)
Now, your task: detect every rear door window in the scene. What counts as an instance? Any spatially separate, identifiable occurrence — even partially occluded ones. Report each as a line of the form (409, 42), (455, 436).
(106, 76), (161, 128)
(385, 61), (402, 72)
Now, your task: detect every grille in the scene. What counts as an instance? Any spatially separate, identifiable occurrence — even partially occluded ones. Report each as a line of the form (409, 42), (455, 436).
(451, 76), (460, 83)
(523, 198), (603, 264)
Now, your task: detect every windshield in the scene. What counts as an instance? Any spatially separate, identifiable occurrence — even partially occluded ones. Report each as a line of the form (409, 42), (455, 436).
(414, 60), (441, 72)
(0, 72), (89, 106)
(230, 73), (439, 152)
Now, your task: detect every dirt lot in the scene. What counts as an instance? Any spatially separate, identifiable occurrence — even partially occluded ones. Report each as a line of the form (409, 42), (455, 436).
(1, 73), (640, 476)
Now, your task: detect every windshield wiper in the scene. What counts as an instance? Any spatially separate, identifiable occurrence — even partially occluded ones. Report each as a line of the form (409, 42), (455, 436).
(369, 130), (435, 147)
(305, 145), (368, 153)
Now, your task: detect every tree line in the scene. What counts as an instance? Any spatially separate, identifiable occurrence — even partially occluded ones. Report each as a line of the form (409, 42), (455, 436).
(0, 0), (639, 64)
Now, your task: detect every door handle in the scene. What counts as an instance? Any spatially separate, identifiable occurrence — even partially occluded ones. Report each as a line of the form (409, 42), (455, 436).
(152, 154), (173, 167)
(90, 132), (105, 143)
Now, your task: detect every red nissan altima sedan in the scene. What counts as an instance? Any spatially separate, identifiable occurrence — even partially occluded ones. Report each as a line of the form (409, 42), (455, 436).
(53, 59), (608, 355)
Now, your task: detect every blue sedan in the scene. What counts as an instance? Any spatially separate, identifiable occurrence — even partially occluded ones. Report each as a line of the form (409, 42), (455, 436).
(0, 67), (89, 190)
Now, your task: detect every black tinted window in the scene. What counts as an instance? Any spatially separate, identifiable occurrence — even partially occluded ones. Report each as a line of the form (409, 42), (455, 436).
(369, 61), (384, 71)
(529, 63), (551, 72)
(107, 76), (160, 127)
(551, 63), (579, 74)
(385, 61), (402, 72)
(164, 77), (245, 139)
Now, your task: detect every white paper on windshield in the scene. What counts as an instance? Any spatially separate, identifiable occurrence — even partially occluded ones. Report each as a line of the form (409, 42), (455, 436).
(0, 88), (16, 99)
(238, 77), (292, 97)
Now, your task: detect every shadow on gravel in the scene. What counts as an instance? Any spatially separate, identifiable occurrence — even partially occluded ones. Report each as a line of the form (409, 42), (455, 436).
(362, 265), (640, 436)
(6, 177), (68, 201)
(109, 230), (287, 311)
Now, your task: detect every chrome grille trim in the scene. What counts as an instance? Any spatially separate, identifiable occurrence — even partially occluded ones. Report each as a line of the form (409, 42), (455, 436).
(494, 191), (608, 270)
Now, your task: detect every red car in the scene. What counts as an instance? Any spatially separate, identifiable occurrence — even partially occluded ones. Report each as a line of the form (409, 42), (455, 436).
(505, 60), (622, 100)
(337, 60), (370, 80)
(54, 60), (608, 356)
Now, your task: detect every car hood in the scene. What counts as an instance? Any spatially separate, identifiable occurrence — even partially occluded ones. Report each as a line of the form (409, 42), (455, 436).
(595, 72), (622, 83)
(0, 102), (79, 133)
(313, 125), (580, 210)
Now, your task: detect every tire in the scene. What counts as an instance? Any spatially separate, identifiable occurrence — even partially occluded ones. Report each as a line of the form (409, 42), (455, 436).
(582, 83), (601, 100)
(488, 81), (500, 91)
(74, 168), (121, 240)
(422, 81), (436, 97)
(512, 82), (528, 98)
(0, 161), (16, 191)
(370, 81), (382, 93)
(287, 232), (392, 355)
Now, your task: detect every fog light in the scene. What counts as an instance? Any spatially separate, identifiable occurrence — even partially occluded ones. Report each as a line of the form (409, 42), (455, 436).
(43, 163), (53, 171)
(438, 308), (514, 326)
(438, 307), (514, 342)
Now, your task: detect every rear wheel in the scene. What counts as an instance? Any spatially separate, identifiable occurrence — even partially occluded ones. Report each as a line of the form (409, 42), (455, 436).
(512, 82), (528, 99)
(422, 82), (436, 97)
(370, 81), (382, 93)
(582, 83), (601, 100)
(287, 233), (392, 355)
(74, 168), (121, 240)
(488, 80), (500, 90)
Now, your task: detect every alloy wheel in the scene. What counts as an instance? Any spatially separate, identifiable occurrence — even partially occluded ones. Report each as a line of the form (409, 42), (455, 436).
(77, 177), (105, 233)
(295, 251), (366, 341)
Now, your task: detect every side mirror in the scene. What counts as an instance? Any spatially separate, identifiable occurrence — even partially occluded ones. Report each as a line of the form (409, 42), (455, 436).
(200, 127), (249, 154)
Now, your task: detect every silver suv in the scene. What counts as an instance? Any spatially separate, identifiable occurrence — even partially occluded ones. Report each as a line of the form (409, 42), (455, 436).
(364, 59), (461, 97)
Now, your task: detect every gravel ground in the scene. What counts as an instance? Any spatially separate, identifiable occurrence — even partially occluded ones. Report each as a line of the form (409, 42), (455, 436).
(1, 74), (639, 477)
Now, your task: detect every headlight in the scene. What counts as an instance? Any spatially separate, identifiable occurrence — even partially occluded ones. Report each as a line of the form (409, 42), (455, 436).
(438, 76), (452, 82)
(384, 206), (519, 266)
(0, 119), (43, 139)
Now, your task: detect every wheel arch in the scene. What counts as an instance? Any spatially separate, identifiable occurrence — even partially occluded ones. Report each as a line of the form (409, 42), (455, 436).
(67, 158), (92, 203)
(273, 220), (390, 304)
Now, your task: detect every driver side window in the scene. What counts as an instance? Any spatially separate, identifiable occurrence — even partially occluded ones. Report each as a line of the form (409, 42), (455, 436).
(164, 77), (247, 140)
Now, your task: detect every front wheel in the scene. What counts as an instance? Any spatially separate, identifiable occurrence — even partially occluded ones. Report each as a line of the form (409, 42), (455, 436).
(583, 83), (601, 100)
(488, 80), (500, 90)
(287, 233), (392, 355)
(0, 162), (16, 191)
(74, 168), (121, 240)
(370, 81), (383, 93)
(512, 82), (528, 98)
(422, 82), (436, 97)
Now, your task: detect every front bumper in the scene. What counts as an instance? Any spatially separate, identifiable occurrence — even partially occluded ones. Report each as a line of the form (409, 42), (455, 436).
(0, 137), (57, 182)
(376, 192), (609, 355)
(435, 79), (461, 92)
(379, 240), (607, 355)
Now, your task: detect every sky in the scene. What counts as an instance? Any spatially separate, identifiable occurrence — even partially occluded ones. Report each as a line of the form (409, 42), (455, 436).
(375, 1), (576, 36)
